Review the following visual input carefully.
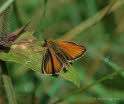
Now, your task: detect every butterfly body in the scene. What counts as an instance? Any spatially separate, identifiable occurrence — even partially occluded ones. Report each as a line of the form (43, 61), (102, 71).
(42, 39), (86, 75)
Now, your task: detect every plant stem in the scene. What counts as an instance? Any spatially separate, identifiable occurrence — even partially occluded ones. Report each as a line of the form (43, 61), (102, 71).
(1, 6), (11, 38)
(0, 0), (14, 15)
(12, 0), (23, 27)
(60, 0), (124, 40)
(1, 61), (17, 104)
(0, 1), (17, 103)
(54, 69), (124, 104)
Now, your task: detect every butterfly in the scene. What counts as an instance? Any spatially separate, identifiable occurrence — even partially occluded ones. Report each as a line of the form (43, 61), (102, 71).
(42, 39), (86, 75)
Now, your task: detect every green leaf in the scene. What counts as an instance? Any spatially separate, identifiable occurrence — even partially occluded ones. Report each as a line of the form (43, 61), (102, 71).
(60, 67), (80, 87)
(0, 31), (80, 87)
(0, 32), (44, 72)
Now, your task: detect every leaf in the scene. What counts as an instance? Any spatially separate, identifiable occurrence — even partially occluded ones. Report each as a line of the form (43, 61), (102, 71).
(0, 31), (44, 72)
(0, 31), (80, 87)
(59, 67), (80, 87)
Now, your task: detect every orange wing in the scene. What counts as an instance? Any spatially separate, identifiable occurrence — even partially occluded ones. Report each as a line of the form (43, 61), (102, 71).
(55, 41), (86, 61)
(42, 48), (63, 75)
(49, 47), (63, 74)
(42, 49), (53, 74)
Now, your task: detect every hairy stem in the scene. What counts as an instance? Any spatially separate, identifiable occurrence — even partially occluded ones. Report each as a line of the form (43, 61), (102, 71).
(0, 1), (17, 103)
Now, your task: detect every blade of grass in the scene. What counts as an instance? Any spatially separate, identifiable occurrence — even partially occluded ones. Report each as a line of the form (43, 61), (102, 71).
(42, 0), (48, 18)
(54, 68), (124, 104)
(12, 0), (23, 26)
(88, 49), (124, 77)
(0, 0), (14, 15)
(40, 0), (48, 35)
(73, 65), (112, 103)
(27, 0), (48, 38)
(53, 48), (124, 103)
(60, 0), (124, 40)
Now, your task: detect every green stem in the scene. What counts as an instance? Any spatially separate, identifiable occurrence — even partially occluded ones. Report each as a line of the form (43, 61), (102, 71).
(60, 0), (124, 40)
(1, 61), (17, 104)
(54, 69), (124, 104)
(54, 49), (124, 103)
(40, 0), (48, 34)
(12, 0), (23, 27)
(42, 0), (48, 18)
(0, 1), (17, 103)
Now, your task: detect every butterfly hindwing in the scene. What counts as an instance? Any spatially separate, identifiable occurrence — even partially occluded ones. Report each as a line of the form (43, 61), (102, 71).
(55, 41), (86, 61)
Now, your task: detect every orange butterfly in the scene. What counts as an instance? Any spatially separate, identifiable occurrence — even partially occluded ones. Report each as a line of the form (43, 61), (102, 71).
(42, 39), (86, 75)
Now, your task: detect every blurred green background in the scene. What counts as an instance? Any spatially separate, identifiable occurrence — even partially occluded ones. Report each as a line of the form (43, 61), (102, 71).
(0, 0), (124, 104)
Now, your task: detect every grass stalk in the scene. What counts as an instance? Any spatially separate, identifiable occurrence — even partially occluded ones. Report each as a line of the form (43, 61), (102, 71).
(60, 0), (124, 40)
(54, 69), (124, 104)
(0, 0), (14, 15)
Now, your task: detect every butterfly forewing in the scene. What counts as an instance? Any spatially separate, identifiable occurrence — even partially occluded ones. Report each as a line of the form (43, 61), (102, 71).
(49, 47), (63, 74)
(43, 48), (63, 75)
(55, 41), (86, 61)
(43, 49), (53, 74)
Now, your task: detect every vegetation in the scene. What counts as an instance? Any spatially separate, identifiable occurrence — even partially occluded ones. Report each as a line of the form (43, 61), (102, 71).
(0, 0), (124, 104)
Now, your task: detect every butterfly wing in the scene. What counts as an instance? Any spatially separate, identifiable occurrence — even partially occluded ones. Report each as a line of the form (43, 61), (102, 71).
(42, 48), (63, 75)
(42, 49), (53, 74)
(55, 41), (86, 61)
(49, 47), (63, 74)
